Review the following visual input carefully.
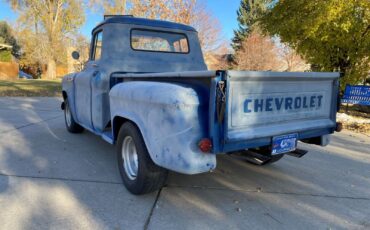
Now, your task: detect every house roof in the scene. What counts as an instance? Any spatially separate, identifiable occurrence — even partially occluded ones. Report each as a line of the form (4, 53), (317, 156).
(93, 16), (197, 34)
(0, 43), (12, 50)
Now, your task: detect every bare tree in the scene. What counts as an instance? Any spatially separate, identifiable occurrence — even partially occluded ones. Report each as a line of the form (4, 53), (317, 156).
(233, 30), (282, 71)
(278, 43), (308, 71)
(9, 0), (85, 79)
(190, 2), (227, 55)
(91, 0), (196, 22)
(89, 0), (128, 14)
(91, 0), (227, 58)
(204, 53), (231, 70)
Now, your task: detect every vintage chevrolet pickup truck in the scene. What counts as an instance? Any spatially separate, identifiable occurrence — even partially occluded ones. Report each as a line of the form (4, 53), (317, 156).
(61, 16), (341, 194)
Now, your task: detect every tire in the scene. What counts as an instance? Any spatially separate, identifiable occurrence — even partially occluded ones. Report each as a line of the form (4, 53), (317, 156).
(117, 122), (168, 195)
(64, 99), (84, 133)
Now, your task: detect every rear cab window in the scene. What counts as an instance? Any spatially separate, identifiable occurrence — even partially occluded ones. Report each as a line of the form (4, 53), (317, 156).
(131, 29), (189, 53)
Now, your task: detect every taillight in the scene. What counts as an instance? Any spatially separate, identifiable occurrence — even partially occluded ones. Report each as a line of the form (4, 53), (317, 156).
(198, 138), (212, 153)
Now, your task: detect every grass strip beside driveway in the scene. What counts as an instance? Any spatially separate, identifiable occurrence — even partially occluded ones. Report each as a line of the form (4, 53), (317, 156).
(0, 79), (61, 97)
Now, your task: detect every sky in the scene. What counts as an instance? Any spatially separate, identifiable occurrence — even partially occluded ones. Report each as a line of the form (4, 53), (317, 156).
(0, 0), (240, 41)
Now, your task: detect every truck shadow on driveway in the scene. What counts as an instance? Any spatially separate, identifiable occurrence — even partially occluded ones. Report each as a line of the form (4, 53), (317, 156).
(159, 132), (370, 229)
(0, 98), (155, 229)
(0, 98), (369, 229)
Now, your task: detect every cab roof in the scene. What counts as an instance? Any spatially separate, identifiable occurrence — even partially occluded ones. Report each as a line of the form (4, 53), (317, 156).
(92, 16), (197, 34)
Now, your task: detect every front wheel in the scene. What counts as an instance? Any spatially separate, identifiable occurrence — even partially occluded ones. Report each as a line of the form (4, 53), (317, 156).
(117, 122), (168, 195)
(64, 99), (84, 133)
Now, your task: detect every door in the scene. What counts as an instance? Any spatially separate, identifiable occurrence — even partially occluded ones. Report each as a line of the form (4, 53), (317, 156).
(74, 30), (103, 130)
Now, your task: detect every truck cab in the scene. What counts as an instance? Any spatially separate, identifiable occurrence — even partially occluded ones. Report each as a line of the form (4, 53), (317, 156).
(63, 16), (206, 133)
(62, 16), (340, 195)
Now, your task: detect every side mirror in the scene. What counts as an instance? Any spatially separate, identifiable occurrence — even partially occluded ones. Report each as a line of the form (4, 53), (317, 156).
(71, 51), (80, 60)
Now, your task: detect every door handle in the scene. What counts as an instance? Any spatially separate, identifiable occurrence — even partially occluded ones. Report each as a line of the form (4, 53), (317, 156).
(92, 63), (99, 68)
(93, 71), (99, 77)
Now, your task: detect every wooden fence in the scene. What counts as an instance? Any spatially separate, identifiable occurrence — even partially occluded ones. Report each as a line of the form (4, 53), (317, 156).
(0, 61), (19, 80)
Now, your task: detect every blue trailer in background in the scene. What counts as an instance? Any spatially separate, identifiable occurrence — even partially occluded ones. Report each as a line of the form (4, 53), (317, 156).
(61, 16), (341, 194)
(342, 85), (370, 106)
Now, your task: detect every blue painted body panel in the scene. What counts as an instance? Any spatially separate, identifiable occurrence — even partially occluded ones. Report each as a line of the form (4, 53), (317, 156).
(217, 71), (339, 153)
(62, 17), (340, 175)
(93, 16), (197, 34)
(62, 73), (78, 121)
(109, 81), (216, 174)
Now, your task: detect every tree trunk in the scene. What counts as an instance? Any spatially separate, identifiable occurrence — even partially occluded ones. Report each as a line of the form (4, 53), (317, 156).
(120, 0), (126, 14)
(46, 59), (56, 79)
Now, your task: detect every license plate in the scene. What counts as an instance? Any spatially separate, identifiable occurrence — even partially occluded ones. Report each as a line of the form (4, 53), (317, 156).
(272, 133), (298, 155)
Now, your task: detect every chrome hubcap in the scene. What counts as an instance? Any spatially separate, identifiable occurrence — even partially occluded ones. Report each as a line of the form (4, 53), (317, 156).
(122, 136), (138, 180)
(65, 103), (72, 127)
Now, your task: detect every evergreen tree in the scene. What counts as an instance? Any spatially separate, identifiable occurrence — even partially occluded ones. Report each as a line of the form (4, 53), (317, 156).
(0, 21), (20, 59)
(232, 0), (272, 51)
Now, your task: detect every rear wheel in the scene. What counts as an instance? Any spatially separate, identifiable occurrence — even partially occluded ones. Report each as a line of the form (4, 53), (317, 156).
(64, 99), (84, 133)
(117, 122), (168, 195)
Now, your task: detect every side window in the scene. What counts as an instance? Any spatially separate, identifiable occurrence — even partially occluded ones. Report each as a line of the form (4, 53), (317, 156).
(92, 31), (103, 61)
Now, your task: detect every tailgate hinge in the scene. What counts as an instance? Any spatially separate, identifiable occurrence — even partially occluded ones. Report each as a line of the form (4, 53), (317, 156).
(216, 80), (226, 124)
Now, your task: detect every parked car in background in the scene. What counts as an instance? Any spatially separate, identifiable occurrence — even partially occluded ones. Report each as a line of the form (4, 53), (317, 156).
(19, 70), (32, 79)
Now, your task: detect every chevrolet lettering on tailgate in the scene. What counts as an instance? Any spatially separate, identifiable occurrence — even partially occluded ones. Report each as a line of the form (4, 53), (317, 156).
(244, 95), (324, 113)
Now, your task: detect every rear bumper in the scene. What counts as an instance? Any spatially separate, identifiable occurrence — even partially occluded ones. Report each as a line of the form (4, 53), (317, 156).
(226, 119), (335, 143)
(220, 127), (335, 153)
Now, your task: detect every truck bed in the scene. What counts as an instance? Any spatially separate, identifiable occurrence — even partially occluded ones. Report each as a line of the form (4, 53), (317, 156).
(110, 70), (339, 154)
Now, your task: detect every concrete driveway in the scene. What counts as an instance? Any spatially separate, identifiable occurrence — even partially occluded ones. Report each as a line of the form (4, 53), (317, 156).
(0, 97), (369, 230)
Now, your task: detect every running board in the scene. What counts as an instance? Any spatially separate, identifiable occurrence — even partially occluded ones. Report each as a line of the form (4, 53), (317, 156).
(286, 149), (308, 158)
(102, 131), (114, 144)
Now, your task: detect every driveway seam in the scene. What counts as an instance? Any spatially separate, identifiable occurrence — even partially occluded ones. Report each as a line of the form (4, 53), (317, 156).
(144, 187), (163, 230)
(166, 184), (370, 201)
(0, 173), (122, 185)
(0, 115), (63, 134)
(1, 172), (369, 201)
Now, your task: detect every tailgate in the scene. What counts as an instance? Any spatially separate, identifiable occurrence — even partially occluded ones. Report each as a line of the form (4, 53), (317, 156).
(221, 71), (339, 152)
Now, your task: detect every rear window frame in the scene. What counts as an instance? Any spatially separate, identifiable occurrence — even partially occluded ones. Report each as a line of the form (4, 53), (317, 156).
(130, 28), (190, 54)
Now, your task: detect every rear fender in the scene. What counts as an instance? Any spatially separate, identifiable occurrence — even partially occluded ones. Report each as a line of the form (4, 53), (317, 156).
(110, 81), (216, 174)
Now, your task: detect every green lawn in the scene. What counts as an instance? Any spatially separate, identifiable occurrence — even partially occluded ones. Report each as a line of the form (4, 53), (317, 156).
(0, 79), (62, 97)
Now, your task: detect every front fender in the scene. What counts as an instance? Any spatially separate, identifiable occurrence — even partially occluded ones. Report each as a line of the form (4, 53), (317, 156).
(61, 73), (78, 120)
(110, 81), (216, 174)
